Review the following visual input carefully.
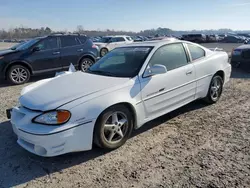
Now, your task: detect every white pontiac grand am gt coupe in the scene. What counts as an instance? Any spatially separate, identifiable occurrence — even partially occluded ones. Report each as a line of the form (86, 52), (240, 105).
(9, 40), (231, 157)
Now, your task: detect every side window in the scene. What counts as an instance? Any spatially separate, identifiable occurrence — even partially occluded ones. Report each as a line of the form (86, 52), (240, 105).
(60, 36), (80, 48)
(35, 37), (58, 51)
(110, 37), (117, 43)
(187, 43), (205, 61)
(149, 43), (188, 71)
(116, 37), (126, 42)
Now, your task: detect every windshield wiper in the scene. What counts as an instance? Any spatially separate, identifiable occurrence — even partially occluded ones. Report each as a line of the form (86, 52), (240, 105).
(87, 70), (117, 76)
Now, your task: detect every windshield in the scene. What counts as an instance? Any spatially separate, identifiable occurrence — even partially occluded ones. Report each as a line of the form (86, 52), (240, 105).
(88, 46), (153, 77)
(10, 42), (26, 50)
(14, 38), (39, 50)
(98, 37), (112, 43)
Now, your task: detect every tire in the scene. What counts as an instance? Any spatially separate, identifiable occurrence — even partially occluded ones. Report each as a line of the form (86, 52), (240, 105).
(94, 105), (134, 150)
(100, 48), (108, 57)
(7, 65), (30, 85)
(79, 57), (95, 72)
(203, 75), (223, 104)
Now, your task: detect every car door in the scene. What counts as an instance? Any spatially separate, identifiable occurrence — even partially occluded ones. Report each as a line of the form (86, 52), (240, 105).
(185, 43), (209, 99)
(27, 37), (61, 73)
(59, 36), (83, 69)
(139, 43), (196, 119)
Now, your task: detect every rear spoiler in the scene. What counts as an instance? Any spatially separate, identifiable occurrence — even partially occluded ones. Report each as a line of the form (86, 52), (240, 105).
(208, 47), (224, 52)
(209, 47), (231, 58)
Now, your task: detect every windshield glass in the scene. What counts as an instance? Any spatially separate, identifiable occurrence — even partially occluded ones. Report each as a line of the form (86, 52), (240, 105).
(14, 38), (39, 50)
(88, 46), (153, 77)
(10, 42), (26, 50)
(99, 37), (112, 43)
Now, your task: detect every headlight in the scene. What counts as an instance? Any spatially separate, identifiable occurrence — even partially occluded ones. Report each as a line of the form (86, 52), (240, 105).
(0, 56), (4, 60)
(33, 110), (71, 125)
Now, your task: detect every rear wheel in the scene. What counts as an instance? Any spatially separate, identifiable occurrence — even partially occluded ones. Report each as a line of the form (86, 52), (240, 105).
(79, 58), (95, 72)
(7, 65), (30, 85)
(94, 105), (134, 150)
(204, 75), (223, 104)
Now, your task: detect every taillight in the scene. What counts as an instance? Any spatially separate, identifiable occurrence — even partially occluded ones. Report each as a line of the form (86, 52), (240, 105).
(92, 44), (97, 49)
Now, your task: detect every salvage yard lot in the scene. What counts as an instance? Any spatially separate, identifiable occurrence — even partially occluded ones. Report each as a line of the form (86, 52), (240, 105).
(0, 70), (250, 187)
(0, 42), (250, 188)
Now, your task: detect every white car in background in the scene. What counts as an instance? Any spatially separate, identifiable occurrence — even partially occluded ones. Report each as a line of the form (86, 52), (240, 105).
(94, 35), (133, 57)
(9, 40), (231, 157)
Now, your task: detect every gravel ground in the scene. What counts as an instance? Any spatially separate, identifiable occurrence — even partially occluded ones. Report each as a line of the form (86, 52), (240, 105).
(0, 43), (17, 50)
(0, 68), (250, 188)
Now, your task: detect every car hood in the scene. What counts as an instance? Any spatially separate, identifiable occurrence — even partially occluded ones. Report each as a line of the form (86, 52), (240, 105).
(0, 49), (17, 56)
(19, 71), (130, 111)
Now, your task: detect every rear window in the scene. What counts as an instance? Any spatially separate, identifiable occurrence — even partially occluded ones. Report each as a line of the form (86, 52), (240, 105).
(187, 43), (205, 60)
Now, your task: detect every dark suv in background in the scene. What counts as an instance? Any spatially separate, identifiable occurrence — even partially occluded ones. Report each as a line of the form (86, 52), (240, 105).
(0, 33), (99, 84)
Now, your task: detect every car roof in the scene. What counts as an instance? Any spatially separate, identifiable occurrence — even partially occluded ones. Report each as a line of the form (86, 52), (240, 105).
(123, 38), (181, 48)
(236, 44), (250, 50)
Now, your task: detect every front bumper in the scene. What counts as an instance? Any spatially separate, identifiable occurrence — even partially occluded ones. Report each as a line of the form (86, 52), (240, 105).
(10, 106), (96, 157)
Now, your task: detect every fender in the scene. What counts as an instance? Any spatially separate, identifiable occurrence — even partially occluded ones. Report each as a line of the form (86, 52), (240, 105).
(3, 60), (33, 77)
(77, 53), (97, 64)
(60, 79), (144, 128)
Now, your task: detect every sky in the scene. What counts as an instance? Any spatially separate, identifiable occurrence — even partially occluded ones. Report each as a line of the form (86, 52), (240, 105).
(1, 0), (250, 32)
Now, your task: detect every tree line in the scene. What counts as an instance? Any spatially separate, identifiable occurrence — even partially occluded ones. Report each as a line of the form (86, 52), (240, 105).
(0, 25), (249, 39)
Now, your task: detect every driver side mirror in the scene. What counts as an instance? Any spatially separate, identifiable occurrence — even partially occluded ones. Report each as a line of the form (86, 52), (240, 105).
(32, 46), (41, 52)
(143, 64), (167, 77)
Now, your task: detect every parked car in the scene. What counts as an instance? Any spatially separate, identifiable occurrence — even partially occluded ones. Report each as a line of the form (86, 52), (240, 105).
(231, 44), (250, 71)
(0, 33), (99, 84)
(222, 35), (245, 43)
(206, 34), (219, 42)
(94, 35), (133, 57)
(8, 39), (231, 157)
(133, 36), (148, 42)
(182, 34), (207, 43)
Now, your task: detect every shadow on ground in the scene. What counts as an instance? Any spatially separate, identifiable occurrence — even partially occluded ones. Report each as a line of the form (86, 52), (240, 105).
(0, 100), (207, 187)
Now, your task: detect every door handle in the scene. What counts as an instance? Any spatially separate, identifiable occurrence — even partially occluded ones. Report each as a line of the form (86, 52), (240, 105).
(186, 70), (193, 75)
(77, 49), (83, 52)
(52, 51), (60, 55)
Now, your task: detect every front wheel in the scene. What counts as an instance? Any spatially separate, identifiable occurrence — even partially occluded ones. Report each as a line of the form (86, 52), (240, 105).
(7, 65), (30, 85)
(204, 75), (223, 104)
(94, 105), (134, 150)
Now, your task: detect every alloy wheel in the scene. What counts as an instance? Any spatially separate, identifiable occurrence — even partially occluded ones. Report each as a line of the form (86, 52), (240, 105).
(10, 67), (28, 84)
(210, 77), (222, 101)
(103, 111), (128, 144)
(81, 59), (94, 71)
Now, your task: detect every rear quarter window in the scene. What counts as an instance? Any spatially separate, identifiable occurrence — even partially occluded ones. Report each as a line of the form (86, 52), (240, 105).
(79, 36), (87, 44)
(187, 43), (205, 61)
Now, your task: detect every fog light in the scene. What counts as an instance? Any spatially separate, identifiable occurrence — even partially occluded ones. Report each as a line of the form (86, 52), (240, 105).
(34, 145), (47, 155)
